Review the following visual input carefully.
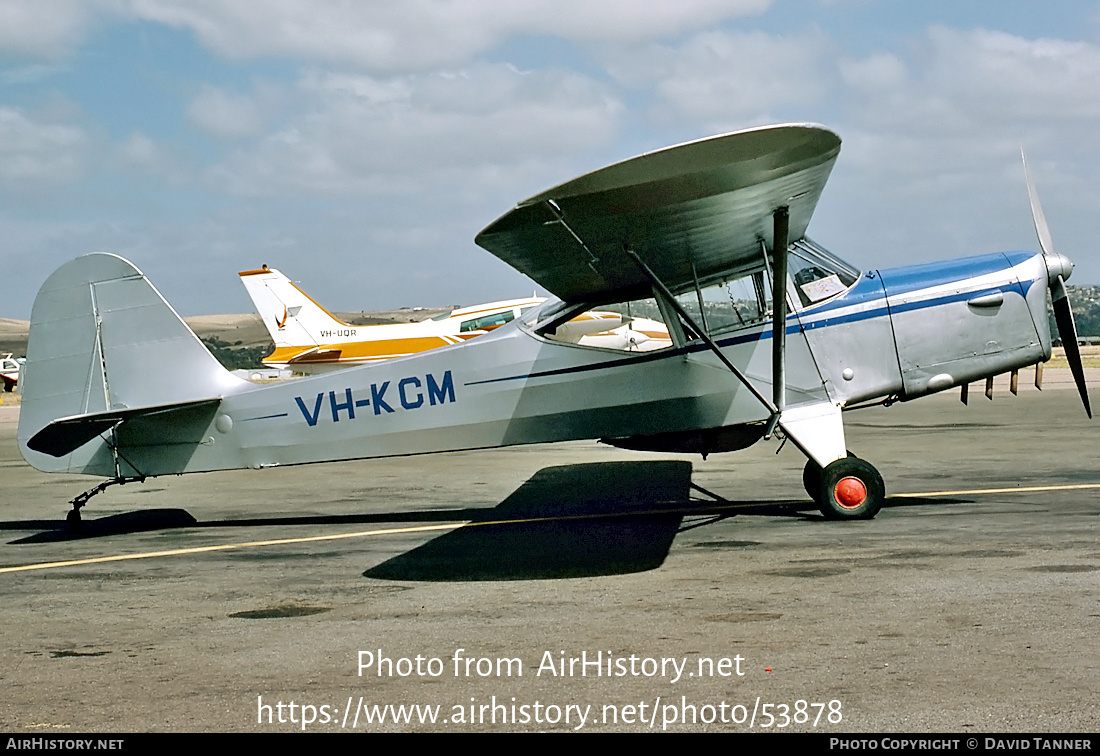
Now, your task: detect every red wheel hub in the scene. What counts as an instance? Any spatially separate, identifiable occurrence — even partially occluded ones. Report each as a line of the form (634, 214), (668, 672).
(834, 476), (867, 508)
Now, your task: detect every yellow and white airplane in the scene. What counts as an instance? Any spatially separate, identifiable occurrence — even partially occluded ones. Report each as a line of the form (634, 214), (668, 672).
(238, 265), (669, 373)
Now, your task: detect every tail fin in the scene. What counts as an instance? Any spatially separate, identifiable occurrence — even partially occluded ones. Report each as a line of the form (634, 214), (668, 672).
(18, 254), (245, 476)
(238, 266), (352, 349)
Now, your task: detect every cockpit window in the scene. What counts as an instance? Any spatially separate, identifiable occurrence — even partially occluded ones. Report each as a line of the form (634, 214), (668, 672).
(460, 309), (515, 332)
(789, 238), (859, 307)
(673, 268), (773, 338)
(533, 297), (674, 352)
(527, 237), (857, 352)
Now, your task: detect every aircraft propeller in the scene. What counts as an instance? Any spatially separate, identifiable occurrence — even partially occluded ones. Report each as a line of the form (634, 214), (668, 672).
(1022, 151), (1091, 418)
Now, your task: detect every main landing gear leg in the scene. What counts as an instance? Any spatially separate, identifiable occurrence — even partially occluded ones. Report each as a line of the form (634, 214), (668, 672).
(803, 455), (885, 520)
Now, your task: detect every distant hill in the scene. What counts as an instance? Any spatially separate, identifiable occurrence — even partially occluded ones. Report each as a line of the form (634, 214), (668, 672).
(1050, 285), (1100, 343)
(0, 308), (453, 369)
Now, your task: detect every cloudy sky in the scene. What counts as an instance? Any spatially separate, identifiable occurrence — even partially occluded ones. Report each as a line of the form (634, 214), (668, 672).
(3, 1), (1100, 318)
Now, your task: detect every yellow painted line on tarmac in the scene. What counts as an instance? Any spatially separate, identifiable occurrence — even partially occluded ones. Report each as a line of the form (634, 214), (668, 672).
(0, 522), (462, 574)
(0, 506), (725, 575)
(3, 510), (690, 575)
(0, 505), (722, 575)
(892, 483), (1100, 498)
(4, 482), (1099, 574)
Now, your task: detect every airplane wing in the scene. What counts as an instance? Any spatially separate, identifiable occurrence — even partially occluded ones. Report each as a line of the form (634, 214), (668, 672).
(474, 123), (840, 303)
(286, 347), (343, 363)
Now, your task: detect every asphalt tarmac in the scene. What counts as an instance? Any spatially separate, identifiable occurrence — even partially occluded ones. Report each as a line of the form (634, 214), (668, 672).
(0, 385), (1097, 733)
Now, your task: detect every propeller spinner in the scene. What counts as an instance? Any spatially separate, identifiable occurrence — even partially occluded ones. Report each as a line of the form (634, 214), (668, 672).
(1022, 151), (1092, 418)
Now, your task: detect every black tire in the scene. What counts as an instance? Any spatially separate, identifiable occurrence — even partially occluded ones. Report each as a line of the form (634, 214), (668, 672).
(803, 459), (823, 501)
(803, 451), (855, 502)
(817, 456), (884, 520)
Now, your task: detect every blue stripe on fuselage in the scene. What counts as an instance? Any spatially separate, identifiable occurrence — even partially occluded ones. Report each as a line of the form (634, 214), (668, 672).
(466, 251), (1041, 387)
(875, 251), (1037, 300)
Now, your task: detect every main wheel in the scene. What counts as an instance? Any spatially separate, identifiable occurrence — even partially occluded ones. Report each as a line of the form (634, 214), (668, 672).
(817, 456), (884, 520)
(803, 451), (855, 501)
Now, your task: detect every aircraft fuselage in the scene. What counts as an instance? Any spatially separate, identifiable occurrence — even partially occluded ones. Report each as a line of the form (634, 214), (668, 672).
(20, 249), (1053, 482)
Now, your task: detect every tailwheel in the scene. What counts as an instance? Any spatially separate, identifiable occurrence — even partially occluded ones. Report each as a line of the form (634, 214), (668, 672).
(814, 456), (885, 520)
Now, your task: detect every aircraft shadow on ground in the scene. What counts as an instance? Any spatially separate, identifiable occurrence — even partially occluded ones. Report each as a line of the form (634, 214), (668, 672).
(363, 460), (696, 581)
(358, 461), (894, 581)
(3, 504), (484, 544)
(3, 461), (968, 561)
(5, 462), (699, 567)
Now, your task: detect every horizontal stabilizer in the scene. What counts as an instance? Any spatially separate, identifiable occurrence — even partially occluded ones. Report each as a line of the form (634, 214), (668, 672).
(28, 398), (221, 458)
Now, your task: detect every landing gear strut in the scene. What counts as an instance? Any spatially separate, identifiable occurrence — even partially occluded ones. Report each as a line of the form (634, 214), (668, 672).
(803, 455), (884, 520)
(65, 475), (146, 529)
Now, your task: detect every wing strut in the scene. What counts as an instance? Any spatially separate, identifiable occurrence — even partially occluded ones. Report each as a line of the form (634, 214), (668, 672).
(771, 206), (789, 413)
(624, 205), (791, 436)
(622, 247), (781, 433)
(545, 199), (602, 278)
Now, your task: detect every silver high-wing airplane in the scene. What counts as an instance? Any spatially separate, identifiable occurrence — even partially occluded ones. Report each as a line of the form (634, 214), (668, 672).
(16, 124), (1091, 524)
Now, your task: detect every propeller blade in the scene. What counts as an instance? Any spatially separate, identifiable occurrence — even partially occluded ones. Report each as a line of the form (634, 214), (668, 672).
(1022, 150), (1055, 259)
(1022, 150), (1088, 417)
(1051, 276), (1091, 418)
(1023, 150), (1074, 281)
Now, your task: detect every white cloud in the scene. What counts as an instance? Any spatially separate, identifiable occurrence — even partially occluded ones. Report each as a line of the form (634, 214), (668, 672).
(600, 29), (836, 130)
(206, 63), (623, 199)
(839, 52), (907, 95)
(924, 27), (1100, 126)
(1, 0), (774, 72)
(118, 131), (159, 163)
(813, 26), (1100, 280)
(127, 0), (773, 71)
(0, 0), (118, 59)
(0, 107), (88, 184)
(839, 27), (1100, 142)
(823, 24), (1100, 238)
(115, 131), (182, 179)
(7, 4), (1100, 315)
(187, 84), (278, 140)
(0, 63), (70, 84)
